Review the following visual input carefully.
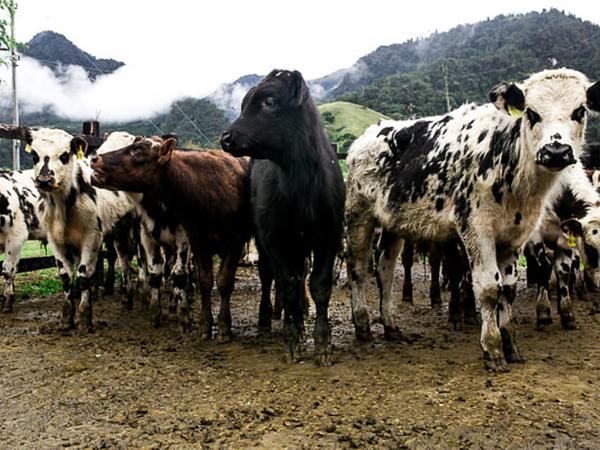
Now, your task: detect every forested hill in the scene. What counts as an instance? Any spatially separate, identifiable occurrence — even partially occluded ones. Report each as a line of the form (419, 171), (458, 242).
(335, 9), (600, 141)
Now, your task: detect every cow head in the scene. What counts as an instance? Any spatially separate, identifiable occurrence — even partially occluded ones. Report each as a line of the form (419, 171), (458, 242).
(491, 69), (600, 172)
(28, 129), (88, 193)
(220, 69), (311, 162)
(562, 214), (600, 291)
(91, 136), (176, 193)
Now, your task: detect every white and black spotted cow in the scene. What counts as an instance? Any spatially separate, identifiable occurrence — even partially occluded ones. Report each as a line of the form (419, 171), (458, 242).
(94, 132), (193, 329)
(525, 166), (600, 328)
(0, 170), (46, 312)
(346, 68), (600, 371)
(0, 125), (136, 331)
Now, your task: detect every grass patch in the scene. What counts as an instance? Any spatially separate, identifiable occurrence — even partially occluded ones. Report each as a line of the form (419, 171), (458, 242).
(20, 271), (62, 298)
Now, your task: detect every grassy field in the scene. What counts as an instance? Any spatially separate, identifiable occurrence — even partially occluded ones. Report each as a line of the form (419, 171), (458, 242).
(319, 101), (390, 138)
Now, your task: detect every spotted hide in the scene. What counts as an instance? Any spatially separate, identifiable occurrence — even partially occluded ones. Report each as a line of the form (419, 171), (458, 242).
(346, 68), (600, 371)
(0, 170), (46, 312)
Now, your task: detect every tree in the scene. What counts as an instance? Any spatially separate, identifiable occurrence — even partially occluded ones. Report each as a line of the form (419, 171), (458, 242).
(0, 0), (18, 69)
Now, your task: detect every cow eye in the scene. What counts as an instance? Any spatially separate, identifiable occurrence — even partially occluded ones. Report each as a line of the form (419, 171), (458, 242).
(59, 152), (70, 164)
(525, 108), (541, 127)
(262, 97), (276, 109)
(31, 150), (39, 165)
(571, 106), (586, 123)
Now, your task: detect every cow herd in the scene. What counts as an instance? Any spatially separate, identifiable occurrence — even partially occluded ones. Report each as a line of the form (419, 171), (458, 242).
(1, 67), (599, 372)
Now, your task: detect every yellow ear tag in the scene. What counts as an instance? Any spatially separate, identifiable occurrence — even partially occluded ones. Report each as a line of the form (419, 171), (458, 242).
(568, 233), (577, 248)
(508, 105), (523, 118)
(25, 144), (32, 153)
(76, 145), (84, 160)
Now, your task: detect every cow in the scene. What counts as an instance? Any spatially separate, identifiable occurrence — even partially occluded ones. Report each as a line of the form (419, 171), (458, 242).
(220, 69), (346, 366)
(345, 68), (600, 371)
(524, 165), (600, 328)
(91, 137), (251, 342)
(93, 132), (194, 329)
(0, 125), (136, 331)
(0, 170), (46, 312)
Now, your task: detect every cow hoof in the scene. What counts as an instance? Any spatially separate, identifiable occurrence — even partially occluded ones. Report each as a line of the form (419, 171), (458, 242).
(402, 295), (413, 304)
(483, 352), (509, 372)
(383, 325), (402, 341)
(217, 330), (232, 343)
(314, 351), (332, 367)
(560, 315), (578, 330)
(355, 326), (373, 342)
(506, 353), (526, 364)
(257, 324), (271, 336)
(449, 319), (464, 332)
(536, 317), (553, 330)
(430, 301), (442, 310)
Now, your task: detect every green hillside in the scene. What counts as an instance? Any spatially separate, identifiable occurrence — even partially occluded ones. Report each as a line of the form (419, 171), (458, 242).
(318, 101), (389, 153)
(336, 10), (600, 141)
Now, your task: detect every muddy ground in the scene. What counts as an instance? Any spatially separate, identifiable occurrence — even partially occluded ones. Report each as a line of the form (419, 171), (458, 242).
(0, 264), (599, 449)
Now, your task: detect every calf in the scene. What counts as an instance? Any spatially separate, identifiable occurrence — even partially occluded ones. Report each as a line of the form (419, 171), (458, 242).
(94, 132), (193, 328)
(0, 170), (46, 312)
(525, 165), (600, 328)
(346, 68), (600, 371)
(220, 69), (346, 365)
(0, 125), (136, 331)
(91, 137), (251, 341)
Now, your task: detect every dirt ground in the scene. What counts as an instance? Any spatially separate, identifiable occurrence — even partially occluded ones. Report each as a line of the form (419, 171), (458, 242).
(0, 264), (599, 449)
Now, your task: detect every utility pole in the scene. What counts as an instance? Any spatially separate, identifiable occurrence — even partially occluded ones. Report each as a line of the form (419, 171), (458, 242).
(442, 61), (451, 113)
(9, 0), (19, 170)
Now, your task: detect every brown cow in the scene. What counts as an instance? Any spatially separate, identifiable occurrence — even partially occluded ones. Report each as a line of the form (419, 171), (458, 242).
(91, 136), (251, 342)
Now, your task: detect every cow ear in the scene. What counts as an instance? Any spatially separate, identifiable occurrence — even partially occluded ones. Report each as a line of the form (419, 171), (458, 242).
(0, 124), (33, 143)
(133, 135), (144, 143)
(241, 86), (257, 113)
(290, 70), (309, 107)
(489, 83), (525, 117)
(70, 136), (88, 159)
(586, 80), (600, 113)
(158, 138), (177, 165)
(561, 218), (583, 237)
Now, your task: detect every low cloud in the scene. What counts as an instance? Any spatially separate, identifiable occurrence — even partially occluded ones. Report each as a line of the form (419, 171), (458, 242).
(0, 56), (211, 123)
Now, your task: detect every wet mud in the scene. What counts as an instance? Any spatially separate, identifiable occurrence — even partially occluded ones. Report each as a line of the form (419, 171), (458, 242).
(1, 265), (599, 449)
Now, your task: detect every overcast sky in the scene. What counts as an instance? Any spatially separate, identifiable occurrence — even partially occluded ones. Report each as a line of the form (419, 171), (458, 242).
(1, 0), (599, 122)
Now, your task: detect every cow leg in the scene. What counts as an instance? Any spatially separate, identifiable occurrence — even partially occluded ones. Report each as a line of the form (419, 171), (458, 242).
(77, 236), (102, 332)
(114, 235), (135, 311)
(301, 258), (311, 317)
(554, 247), (577, 330)
(215, 243), (243, 342)
(141, 228), (164, 327)
(1, 236), (26, 313)
(465, 236), (507, 372)
(277, 261), (306, 363)
(446, 243), (465, 331)
(523, 242), (540, 287)
(173, 232), (191, 333)
(497, 251), (525, 364)
(429, 244), (442, 308)
(401, 238), (414, 303)
(197, 253), (214, 341)
(375, 230), (403, 340)
(346, 209), (376, 342)
(310, 244), (338, 366)
(256, 239), (274, 332)
(51, 245), (76, 330)
(533, 243), (553, 328)
(104, 236), (117, 295)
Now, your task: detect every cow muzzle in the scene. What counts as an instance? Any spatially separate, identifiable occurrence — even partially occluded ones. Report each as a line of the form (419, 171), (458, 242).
(220, 130), (250, 156)
(35, 175), (57, 192)
(536, 142), (575, 171)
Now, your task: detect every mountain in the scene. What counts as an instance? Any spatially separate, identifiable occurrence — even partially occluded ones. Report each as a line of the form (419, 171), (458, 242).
(318, 101), (389, 153)
(209, 74), (263, 120)
(22, 31), (124, 79)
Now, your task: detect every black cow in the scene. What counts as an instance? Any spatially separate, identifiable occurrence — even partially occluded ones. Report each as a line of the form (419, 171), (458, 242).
(220, 69), (346, 366)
